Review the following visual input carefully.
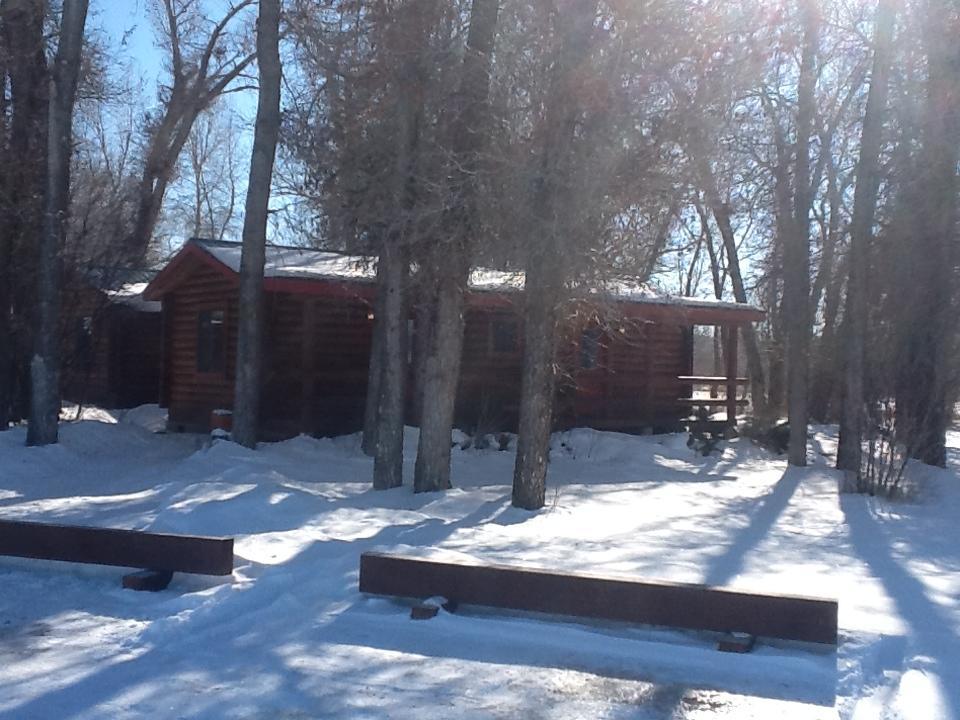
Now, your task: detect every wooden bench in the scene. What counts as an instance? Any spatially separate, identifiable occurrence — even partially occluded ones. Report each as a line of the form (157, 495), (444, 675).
(359, 552), (838, 645)
(0, 519), (234, 590)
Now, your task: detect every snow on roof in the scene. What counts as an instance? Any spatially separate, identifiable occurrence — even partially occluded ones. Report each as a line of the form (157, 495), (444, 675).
(600, 279), (763, 312)
(107, 282), (161, 312)
(200, 240), (374, 282)
(194, 239), (761, 314)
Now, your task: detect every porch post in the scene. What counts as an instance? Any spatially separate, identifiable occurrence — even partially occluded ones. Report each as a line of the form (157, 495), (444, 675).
(724, 325), (739, 426)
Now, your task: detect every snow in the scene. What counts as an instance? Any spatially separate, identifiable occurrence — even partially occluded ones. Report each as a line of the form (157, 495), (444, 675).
(59, 403), (169, 434)
(196, 239), (761, 313)
(203, 241), (376, 283)
(106, 283), (161, 313)
(1, 413), (959, 718)
(600, 278), (765, 312)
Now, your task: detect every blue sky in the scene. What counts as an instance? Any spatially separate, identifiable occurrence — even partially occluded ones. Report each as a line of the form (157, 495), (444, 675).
(91, 1), (161, 95)
(90, 0), (261, 246)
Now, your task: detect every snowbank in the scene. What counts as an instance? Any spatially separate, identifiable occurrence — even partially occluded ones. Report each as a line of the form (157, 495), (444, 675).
(1, 417), (958, 719)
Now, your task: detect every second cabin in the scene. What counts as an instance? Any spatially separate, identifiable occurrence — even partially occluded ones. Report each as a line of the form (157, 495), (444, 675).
(144, 239), (763, 439)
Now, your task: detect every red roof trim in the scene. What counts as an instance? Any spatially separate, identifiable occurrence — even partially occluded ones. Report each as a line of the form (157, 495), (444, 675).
(143, 242), (237, 300)
(145, 241), (763, 324)
(262, 276), (377, 301)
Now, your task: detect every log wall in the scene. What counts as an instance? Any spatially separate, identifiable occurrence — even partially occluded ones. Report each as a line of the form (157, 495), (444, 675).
(165, 263), (239, 431)
(162, 259), (700, 437)
(164, 264), (375, 436)
(61, 285), (162, 409)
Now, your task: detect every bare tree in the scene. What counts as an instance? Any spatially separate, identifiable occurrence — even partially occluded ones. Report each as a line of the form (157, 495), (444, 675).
(836, 0), (896, 483)
(182, 106), (242, 241)
(373, 0), (439, 491)
(893, 0), (959, 467)
(232, 0), (282, 449)
(413, 0), (500, 494)
(512, 0), (599, 510)
(27, 0), (90, 446)
(686, 142), (770, 422)
(781, 0), (819, 466)
(129, 0), (256, 260)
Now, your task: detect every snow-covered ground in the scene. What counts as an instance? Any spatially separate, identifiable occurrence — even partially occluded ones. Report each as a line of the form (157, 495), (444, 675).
(1, 407), (958, 719)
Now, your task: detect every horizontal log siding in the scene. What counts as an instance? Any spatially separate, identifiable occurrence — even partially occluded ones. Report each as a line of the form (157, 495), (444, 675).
(456, 308), (524, 431)
(262, 294), (374, 437)
(565, 321), (693, 431)
(310, 298), (374, 435)
(166, 264), (239, 431)
(161, 255), (700, 436)
(167, 265), (375, 436)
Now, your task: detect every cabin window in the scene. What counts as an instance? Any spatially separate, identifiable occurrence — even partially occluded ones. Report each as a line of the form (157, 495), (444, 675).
(491, 317), (518, 354)
(197, 309), (226, 373)
(580, 327), (602, 369)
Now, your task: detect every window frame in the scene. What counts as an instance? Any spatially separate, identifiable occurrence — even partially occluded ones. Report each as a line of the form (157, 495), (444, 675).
(196, 308), (227, 375)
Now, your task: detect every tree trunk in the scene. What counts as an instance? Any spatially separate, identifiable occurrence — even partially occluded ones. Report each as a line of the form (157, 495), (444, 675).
(513, 257), (561, 510)
(808, 148), (845, 423)
(639, 202), (678, 282)
(372, 0), (434, 488)
(26, 0), (88, 446)
(705, 188), (769, 422)
(372, 241), (408, 490)
(0, 28), (11, 430)
(129, 111), (194, 258)
(410, 283), (432, 425)
(0, 225), (11, 429)
(696, 204), (725, 399)
(896, 0), (960, 467)
(232, 0), (281, 449)
(684, 120), (770, 421)
(783, 0), (818, 466)
(836, 0), (895, 481)
(413, 0), (500, 493)
(361, 257), (386, 456)
(413, 253), (467, 492)
(0, 0), (47, 430)
(809, 252), (846, 422)
(512, 0), (597, 510)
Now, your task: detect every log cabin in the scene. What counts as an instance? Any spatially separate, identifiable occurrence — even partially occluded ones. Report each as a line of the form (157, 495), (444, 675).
(143, 239), (764, 439)
(61, 275), (162, 409)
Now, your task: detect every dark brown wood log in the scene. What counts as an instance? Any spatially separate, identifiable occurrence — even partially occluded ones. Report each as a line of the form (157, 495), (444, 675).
(359, 552), (838, 645)
(122, 569), (174, 592)
(0, 519), (234, 575)
(717, 632), (756, 653)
